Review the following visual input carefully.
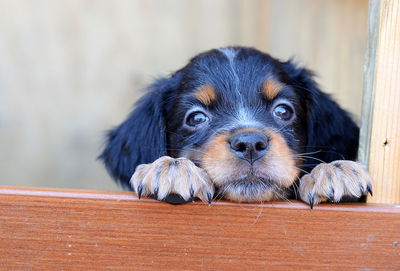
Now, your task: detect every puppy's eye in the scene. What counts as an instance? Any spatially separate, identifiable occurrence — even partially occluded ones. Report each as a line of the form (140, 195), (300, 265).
(273, 104), (294, 121)
(186, 111), (209, 127)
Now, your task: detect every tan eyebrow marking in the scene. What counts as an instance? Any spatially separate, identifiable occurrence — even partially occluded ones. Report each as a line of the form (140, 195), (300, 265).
(262, 79), (284, 100)
(194, 84), (216, 105)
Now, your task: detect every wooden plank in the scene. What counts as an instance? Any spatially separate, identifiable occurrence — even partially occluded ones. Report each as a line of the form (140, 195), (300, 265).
(358, 0), (381, 167)
(0, 186), (399, 270)
(364, 0), (400, 204)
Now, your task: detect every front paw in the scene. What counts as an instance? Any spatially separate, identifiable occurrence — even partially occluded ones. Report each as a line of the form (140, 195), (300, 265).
(130, 156), (214, 204)
(299, 160), (373, 208)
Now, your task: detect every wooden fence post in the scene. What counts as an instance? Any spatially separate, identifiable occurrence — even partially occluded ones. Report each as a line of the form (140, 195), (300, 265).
(359, 0), (400, 204)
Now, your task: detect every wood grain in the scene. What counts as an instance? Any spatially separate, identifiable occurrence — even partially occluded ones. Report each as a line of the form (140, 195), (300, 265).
(366, 0), (400, 204)
(358, 0), (381, 167)
(0, 186), (399, 270)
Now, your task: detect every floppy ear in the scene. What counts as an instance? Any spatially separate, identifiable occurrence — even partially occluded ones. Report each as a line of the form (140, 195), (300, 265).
(282, 61), (359, 168)
(99, 72), (182, 189)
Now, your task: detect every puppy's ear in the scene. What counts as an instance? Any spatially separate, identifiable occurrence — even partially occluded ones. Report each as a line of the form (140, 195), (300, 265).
(99, 72), (182, 188)
(282, 61), (359, 167)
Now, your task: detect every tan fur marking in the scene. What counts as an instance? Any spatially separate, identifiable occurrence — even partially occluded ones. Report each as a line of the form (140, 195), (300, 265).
(194, 84), (216, 105)
(203, 134), (231, 161)
(200, 133), (240, 186)
(263, 130), (299, 188)
(262, 79), (283, 100)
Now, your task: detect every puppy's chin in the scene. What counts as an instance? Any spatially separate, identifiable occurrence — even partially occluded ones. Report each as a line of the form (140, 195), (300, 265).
(217, 173), (290, 202)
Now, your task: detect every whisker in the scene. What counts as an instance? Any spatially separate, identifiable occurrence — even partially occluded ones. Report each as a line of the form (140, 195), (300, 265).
(291, 176), (301, 200)
(213, 183), (233, 202)
(166, 147), (209, 156)
(292, 155), (327, 164)
(299, 163), (320, 167)
(292, 150), (323, 156)
(293, 166), (310, 175)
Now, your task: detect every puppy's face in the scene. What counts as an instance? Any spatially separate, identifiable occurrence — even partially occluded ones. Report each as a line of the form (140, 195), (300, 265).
(166, 48), (308, 201)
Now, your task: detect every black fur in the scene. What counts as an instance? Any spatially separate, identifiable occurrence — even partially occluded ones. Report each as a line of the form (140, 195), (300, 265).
(99, 47), (359, 192)
(99, 73), (182, 187)
(280, 62), (359, 172)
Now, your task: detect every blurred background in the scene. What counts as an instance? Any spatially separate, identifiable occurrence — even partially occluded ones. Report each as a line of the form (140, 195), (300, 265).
(0, 0), (368, 190)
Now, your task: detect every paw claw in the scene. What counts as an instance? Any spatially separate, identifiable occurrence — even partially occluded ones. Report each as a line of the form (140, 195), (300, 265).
(137, 184), (143, 199)
(329, 190), (335, 202)
(367, 184), (373, 197)
(207, 193), (212, 206)
(190, 187), (194, 198)
(308, 194), (314, 209)
(153, 187), (159, 200)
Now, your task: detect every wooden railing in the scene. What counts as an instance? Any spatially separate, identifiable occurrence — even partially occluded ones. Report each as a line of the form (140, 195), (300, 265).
(1, 186), (399, 270)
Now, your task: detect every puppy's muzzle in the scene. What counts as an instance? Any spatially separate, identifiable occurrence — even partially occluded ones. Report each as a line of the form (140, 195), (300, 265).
(229, 131), (269, 165)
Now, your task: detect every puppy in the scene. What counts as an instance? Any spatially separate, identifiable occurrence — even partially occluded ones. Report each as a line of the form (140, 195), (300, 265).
(99, 47), (372, 208)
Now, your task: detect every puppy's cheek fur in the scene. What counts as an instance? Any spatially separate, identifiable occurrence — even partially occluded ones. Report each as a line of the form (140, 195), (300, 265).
(199, 133), (241, 187)
(260, 130), (299, 188)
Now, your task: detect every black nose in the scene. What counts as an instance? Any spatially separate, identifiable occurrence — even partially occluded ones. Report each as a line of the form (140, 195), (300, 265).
(229, 132), (269, 164)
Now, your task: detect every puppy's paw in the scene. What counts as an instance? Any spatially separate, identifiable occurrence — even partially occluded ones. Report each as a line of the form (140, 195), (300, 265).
(130, 156), (214, 204)
(299, 160), (373, 208)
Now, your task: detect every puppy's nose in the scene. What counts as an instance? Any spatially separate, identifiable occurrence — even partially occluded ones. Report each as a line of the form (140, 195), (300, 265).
(229, 132), (269, 164)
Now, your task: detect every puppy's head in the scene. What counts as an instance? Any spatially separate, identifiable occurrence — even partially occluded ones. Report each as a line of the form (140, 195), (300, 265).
(100, 47), (359, 201)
